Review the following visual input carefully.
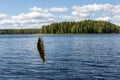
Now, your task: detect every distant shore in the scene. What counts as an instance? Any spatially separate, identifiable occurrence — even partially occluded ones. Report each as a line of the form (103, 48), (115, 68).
(0, 20), (120, 34)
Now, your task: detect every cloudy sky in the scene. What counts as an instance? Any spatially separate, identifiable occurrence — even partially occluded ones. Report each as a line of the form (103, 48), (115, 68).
(0, 0), (120, 29)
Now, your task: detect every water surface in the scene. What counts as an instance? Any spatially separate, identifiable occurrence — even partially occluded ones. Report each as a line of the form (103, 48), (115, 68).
(0, 34), (120, 80)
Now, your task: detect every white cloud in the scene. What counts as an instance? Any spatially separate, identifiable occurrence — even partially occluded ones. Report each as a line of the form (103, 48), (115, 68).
(12, 11), (53, 20)
(60, 15), (88, 22)
(0, 7), (55, 29)
(113, 15), (120, 21)
(49, 7), (69, 12)
(71, 3), (120, 19)
(72, 4), (114, 13)
(64, 3), (120, 25)
(0, 13), (8, 19)
(72, 12), (89, 18)
(29, 6), (48, 13)
(60, 15), (73, 20)
(96, 16), (111, 21)
(1, 4), (120, 29)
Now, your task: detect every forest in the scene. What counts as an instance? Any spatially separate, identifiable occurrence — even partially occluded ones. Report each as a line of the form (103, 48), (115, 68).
(0, 20), (120, 34)
(0, 29), (41, 34)
(40, 20), (120, 34)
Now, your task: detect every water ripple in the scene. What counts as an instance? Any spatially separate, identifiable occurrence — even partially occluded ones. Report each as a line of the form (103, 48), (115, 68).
(0, 34), (120, 80)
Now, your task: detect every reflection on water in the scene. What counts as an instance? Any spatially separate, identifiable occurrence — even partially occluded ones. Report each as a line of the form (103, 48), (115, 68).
(0, 34), (120, 80)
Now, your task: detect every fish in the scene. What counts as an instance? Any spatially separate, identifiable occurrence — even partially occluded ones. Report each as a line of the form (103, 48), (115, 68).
(37, 37), (46, 63)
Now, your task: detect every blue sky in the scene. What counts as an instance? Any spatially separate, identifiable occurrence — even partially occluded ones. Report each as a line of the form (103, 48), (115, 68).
(0, 0), (120, 29)
(0, 0), (119, 14)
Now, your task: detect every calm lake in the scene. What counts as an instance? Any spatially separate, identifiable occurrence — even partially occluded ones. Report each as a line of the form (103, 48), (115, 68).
(0, 34), (120, 80)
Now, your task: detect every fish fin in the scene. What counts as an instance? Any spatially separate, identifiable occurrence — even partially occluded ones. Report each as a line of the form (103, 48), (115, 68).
(42, 60), (46, 64)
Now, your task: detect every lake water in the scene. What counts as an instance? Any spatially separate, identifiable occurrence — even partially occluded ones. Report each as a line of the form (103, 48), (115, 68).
(0, 34), (120, 80)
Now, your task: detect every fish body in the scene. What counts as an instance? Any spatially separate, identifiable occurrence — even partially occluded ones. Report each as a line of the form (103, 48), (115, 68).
(37, 37), (46, 63)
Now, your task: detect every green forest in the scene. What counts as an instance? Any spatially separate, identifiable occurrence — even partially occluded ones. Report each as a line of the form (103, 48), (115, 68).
(40, 20), (120, 34)
(0, 29), (41, 34)
(0, 20), (120, 34)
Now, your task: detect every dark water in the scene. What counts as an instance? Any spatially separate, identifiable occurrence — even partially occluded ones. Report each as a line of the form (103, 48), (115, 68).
(0, 34), (120, 80)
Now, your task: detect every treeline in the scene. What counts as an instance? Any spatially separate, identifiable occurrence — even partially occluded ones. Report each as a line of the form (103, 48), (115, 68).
(40, 20), (120, 34)
(0, 20), (120, 34)
(0, 29), (41, 34)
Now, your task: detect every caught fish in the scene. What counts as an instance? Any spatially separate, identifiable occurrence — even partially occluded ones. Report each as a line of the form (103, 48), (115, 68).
(37, 37), (46, 63)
